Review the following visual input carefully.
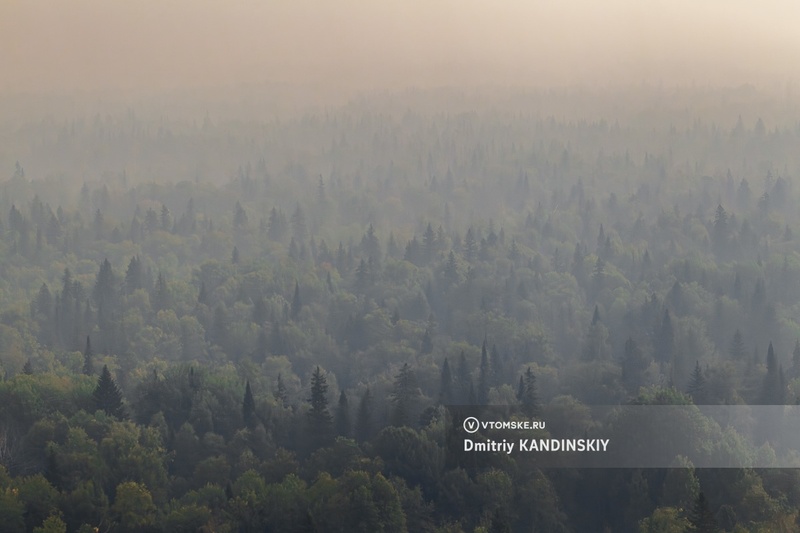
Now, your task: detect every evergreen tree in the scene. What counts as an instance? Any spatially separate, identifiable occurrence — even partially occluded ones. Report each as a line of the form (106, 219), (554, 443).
(355, 387), (373, 442)
(307, 366), (333, 447)
(22, 359), (33, 375)
(439, 357), (453, 404)
(477, 338), (491, 405)
(688, 492), (718, 533)
(82, 335), (94, 376)
(687, 361), (707, 404)
(621, 337), (649, 392)
(242, 380), (256, 429)
(152, 271), (169, 312)
(291, 281), (302, 320)
(729, 329), (746, 360)
(521, 367), (540, 417)
(335, 390), (350, 437)
(420, 327), (434, 354)
(124, 256), (143, 294)
(93, 365), (125, 418)
(656, 309), (674, 365)
(274, 373), (288, 407)
(390, 363), (419, 427)
(759, 342), (784, 404)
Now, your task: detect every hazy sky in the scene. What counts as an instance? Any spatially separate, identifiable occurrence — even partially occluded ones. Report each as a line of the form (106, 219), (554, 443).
(2, 0), (799, 94)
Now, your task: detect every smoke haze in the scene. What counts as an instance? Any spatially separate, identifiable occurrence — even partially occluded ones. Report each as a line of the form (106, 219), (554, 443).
(2, 0), (799, 95)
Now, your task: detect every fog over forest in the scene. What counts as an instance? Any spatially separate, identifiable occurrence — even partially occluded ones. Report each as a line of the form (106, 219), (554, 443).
(1, 2), (800, 533)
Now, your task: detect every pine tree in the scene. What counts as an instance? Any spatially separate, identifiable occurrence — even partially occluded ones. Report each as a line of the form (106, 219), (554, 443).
(656, 309), (674, 364)
(729, 329), (746, 360)
(688, 493), (718, 533)
(621, 337), (649, 392)
(477, 338), (490, 404)
(124, 256), (143, 294)
(760, 342), (784, 404)
(82, 335), (94, 376)
(521, 367), (540, 417)
(307, 366), (333, 447)
(153, 271), (169, 312)
(355, 387), (373, 442)
(93, 365), (125, 418)
(420, 327), (433, 354)
(390, 363), (419, 427)
(22, 359), (33, 375)
(335, 390), (350, 437)
(439, 357), (453, 404)
(242, 380), (257, 429)
(687, 361), (707, 404)
(291, 281), (302, 320)
(274, 373), (288, 407)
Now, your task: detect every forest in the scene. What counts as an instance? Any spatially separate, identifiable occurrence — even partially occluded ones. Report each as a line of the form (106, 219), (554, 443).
(0, 86), (799, 531)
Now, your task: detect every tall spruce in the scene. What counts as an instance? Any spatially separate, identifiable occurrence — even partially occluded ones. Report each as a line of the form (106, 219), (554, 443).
(355, 387), (373, 442)
(242, 380), (257, 429)
(93, 365), (125, 418)
(307, 366), (333, 447)
(335, 390), (350, 437)
(82, 335), (94, 376)
(688, 492), (718, 533)
(391, 363), (419, 427)
(521, 367), (540, 417)
(687, 361), (707, 404)
(439, 357), (453, 404)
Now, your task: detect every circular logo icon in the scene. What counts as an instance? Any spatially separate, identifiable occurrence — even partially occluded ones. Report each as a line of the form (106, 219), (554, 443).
(463, 416), (480, 434)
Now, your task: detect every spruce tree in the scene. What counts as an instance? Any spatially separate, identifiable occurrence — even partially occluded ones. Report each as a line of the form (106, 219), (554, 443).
(521, 367), (540, 417)
(355, 387), (373, 442)
(335, 390), (350, 437)
(439, 357), (453, 404)
(687, 361), (707, 404)
(729, 329), (746, 360)
(93, 365), (125, 418)
(307, 366), (333, 447)
(688, 492), (718, 533)
(291, 281), (302, 320)
(82, 335), (94, 376)
(656, 309), (674, 364)
(391, 363), (419, 426)
(274, 373), (288, 407)
(242, 380), (256, 429)
(477, 338), (490, 405)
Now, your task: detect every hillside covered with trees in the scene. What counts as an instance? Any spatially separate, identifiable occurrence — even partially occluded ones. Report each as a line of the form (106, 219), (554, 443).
(0, 87), (799, 531)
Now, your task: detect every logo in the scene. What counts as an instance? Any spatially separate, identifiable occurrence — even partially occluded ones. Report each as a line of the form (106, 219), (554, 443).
(463, 417), (480, 434)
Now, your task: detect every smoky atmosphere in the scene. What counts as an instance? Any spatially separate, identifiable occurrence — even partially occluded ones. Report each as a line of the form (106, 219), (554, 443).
(1, 2), (800, 532)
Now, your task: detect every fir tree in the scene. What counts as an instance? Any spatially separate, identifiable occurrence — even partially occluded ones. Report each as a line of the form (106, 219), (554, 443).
(439, 357), (453, 404)
(22, 359), (33, 375)
(307, 366), (333, 447)
(391, 363), (419, 427)
(274, 373), (288, 407)
(656, 309), (674, 364)
(687, 361), (707, 404)
(521, 367), (540, 417)
(291, 281), (302, 320)
(477, 338), (490, 405)
(335, 390), (350, 437)
(242, 380), (257, 429)
(82, 335), (94, 376)
(729, 329), (746, 360)
(93, 365), (125, 418)
(355, 387), (373, 442)
(688, 492), (718, 533)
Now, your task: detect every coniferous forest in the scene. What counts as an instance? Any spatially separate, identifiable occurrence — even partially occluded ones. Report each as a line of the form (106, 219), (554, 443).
(1, 87), (800, 532)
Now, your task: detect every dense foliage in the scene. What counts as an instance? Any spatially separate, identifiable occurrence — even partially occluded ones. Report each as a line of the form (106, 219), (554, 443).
(0, 87), (799, 531)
